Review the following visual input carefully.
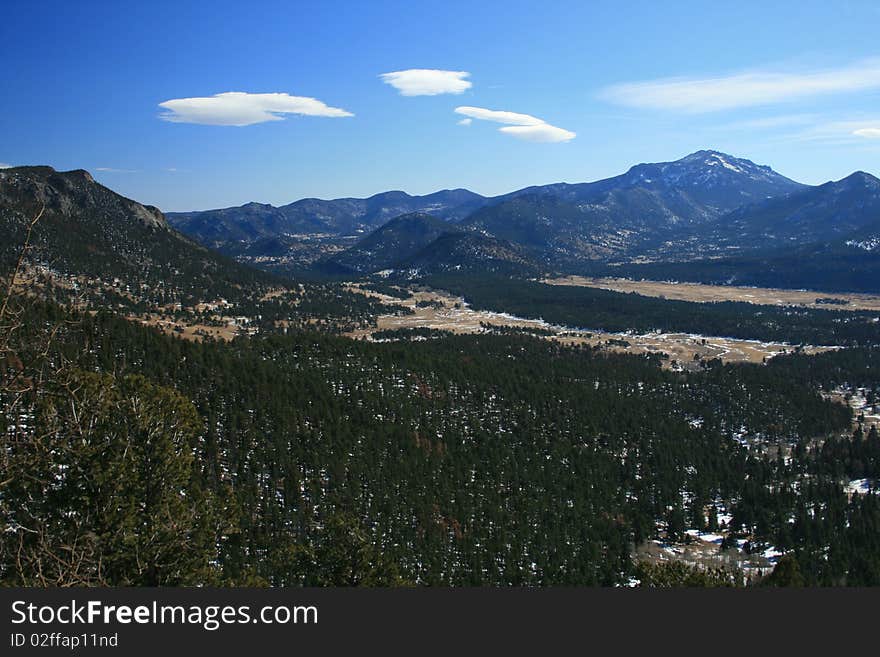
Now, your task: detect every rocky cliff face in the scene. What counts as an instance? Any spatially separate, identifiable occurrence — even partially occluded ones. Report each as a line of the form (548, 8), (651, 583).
(0, 165), (269, 308)
(0, 166), (168, 230)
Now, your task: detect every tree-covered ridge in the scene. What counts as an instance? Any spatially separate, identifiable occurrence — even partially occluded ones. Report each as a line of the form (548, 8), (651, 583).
(4, 300), (880, 586)
(0, 166), (407, 334)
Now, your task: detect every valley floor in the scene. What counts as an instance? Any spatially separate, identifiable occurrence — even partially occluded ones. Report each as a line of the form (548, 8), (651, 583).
(543, 275), (880, 312)
(345, 284), (834, 368)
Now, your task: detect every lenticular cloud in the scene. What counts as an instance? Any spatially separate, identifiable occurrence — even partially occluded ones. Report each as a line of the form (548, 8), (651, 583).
(158, 92), (354, 126)
(454, 106), (575, 142)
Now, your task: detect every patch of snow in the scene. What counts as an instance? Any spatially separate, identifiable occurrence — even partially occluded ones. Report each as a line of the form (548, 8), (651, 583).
(714, 155), (744, 173)
(686, 529), (724, 544)
(845, 478), (876, 495)
(845, 237), (880, 252)
(762, 547), (783, 560)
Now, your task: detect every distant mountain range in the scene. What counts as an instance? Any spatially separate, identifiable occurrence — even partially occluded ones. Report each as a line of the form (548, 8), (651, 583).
(170, 150), (818, 274)
(6, 151), (880, 295)
(167, 188), (487, 246)
(314, 151), (878, 283)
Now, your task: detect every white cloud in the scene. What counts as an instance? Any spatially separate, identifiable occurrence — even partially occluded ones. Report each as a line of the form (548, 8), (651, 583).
(600, 59), (880, 113)
(380, 69), (471, 96)
(95, 167), (138, 173)
(0, 163), (12, 169)
(453, 106), (575, 142)
(454, 106), (544, 126)
(499, 124), (577, 143)
(158, 91), (353, 126)
(457, 118), (472, 126)
(854, 127), (880, 139)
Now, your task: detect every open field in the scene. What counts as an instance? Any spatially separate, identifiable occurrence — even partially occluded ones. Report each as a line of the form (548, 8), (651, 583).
(345, 284), (833, 367)
(543, 276), (880, 312)
(135, 313), (244, 341)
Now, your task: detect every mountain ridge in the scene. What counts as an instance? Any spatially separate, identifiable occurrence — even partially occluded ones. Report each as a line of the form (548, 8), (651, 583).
(693, 169), (880, 254)
(0, 165), (283, 311)
(169, 149), (809, 272)
(328, 151), (811, 273)
(167, 187), (487, 246)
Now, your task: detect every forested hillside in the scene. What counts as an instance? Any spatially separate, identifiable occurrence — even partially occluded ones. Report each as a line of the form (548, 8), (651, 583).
(3, 298), (879, 586)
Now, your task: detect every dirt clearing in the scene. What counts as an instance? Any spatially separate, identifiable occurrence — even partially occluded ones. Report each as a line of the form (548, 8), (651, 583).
(543, 276), (880, 312)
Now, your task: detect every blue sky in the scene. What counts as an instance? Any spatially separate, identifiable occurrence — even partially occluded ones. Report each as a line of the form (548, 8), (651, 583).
(2, 0), (880, 211)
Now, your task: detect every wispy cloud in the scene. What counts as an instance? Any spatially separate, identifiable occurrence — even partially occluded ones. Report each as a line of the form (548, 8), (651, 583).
(95, 167), (138, 173)
(380, 69), (471, 96)
(600, 59), (880, 113)
(775, 118), (880, 145)
(158, 91), (353, 126)
(454, 106), (575, 142)
(457, 118), (472, 126)
(0, 163), (12, 169)
(722, 114), (818, 131)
